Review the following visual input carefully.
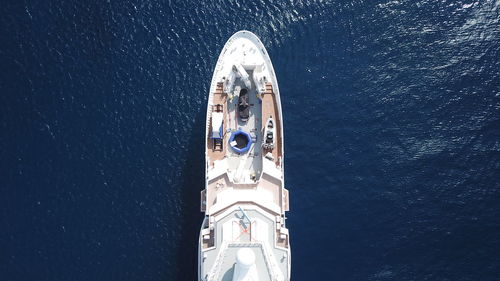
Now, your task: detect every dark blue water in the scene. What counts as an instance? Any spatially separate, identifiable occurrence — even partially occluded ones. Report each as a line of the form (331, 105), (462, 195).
(1, 0), (499, 280)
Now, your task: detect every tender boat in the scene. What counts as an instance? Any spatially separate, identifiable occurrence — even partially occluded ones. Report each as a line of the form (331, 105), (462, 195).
(263, 116), (276, 151)
(199, 30), (291, 281)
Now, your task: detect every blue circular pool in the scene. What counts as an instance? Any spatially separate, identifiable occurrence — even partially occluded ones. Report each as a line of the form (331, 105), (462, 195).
(229, 129), (252, 154)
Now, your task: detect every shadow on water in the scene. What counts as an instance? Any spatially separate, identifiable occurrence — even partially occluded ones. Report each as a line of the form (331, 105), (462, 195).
(174, 108), (206, 281)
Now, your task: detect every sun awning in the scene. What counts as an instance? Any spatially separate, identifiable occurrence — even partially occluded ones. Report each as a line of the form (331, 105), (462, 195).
(211, 112), (223, 139)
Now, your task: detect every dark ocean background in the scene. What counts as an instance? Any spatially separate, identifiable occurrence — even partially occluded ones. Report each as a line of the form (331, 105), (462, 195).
(1, 0), (499, 280)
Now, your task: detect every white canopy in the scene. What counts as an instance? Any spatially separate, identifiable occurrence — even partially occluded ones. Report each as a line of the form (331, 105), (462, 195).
(211, 112), (223, 139)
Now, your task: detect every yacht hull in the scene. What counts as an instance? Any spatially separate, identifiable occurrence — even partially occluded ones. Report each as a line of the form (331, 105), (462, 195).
(199, 31), (290, 281)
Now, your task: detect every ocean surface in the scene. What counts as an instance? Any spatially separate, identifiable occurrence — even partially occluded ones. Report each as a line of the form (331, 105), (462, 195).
(1, 0), (499, 280)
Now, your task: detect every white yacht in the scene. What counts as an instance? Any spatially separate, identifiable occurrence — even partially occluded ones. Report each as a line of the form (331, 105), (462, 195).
(199, 31), (291, 281)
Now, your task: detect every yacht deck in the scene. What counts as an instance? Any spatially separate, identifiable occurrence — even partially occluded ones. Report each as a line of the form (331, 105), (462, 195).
(261, 83), (282, 167)
(225, 77), (263, 184)
(207, 82), (227, 167)
(200, 208), (289, 281)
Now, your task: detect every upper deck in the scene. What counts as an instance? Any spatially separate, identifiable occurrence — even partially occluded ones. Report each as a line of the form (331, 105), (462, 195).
(199, 206), (290, 281)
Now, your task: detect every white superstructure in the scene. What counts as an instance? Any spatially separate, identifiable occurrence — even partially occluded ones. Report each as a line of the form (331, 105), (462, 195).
(199, 31), (290, 281)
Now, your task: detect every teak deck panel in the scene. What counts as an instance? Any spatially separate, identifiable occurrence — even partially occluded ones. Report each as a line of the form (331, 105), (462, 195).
(261, 83), (282, 166)
(207, 82), (227, 167)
